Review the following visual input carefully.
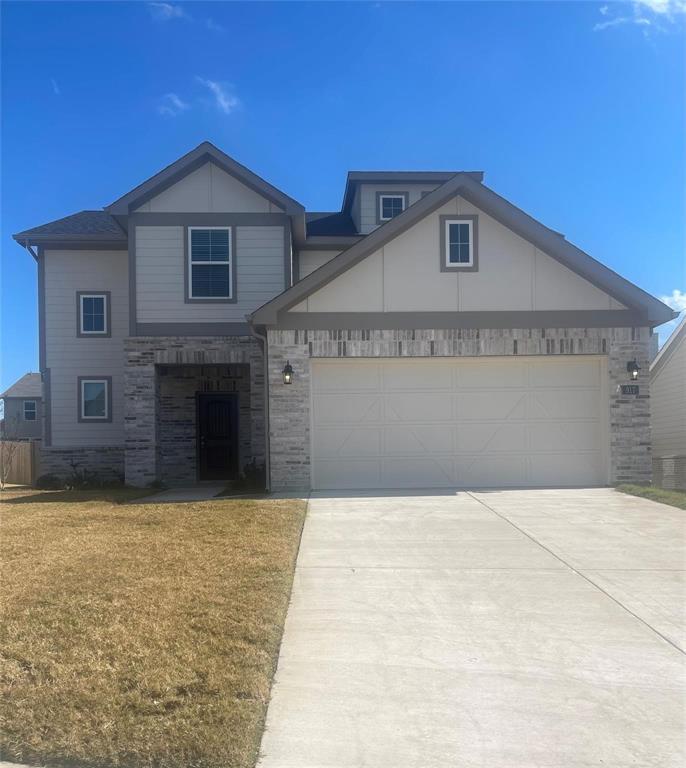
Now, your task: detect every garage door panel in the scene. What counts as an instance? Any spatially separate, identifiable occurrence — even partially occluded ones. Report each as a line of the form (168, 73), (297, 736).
(457, 360), (528, 388)
(313, 394), (381, 424)
(456, 391), (528, 420)
(313, 428), (381, 457)
(528, 389), (601, 420)
(311, 357), (608, 490)
(385, 393), (452, 422)
(382, 362), (453, 390)
(382, 458), (456, 488)
(312, 362), (381, 392)
(456, 423), (528, 453)
(529, 422), (601, 452)
(530, 453), (602, 486)
(384, 425), (453, 454)
(460, 455), (529, 487)
(528, 359), (600, 388)
(314, 460), (381, 489)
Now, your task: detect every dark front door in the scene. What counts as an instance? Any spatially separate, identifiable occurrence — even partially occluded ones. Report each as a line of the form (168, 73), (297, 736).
(197, 393), (239, 481)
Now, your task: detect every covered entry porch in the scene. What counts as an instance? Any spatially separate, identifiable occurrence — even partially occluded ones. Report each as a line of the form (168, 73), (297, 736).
(124, 336), (265, 487)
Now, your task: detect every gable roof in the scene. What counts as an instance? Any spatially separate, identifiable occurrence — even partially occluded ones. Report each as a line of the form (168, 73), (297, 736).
(106, 141), (305, 216)
(13, 211), (126, 245)
(650, 314), (686, 377)
(251, 173), (676, 327)
(1, 373), (42, 399)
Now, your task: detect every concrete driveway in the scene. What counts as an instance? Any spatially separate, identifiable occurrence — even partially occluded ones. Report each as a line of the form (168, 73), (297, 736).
(259, 488), (686, 768)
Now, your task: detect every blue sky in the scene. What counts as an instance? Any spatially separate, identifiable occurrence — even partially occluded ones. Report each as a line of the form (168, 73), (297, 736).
(1, 0), (684, 392)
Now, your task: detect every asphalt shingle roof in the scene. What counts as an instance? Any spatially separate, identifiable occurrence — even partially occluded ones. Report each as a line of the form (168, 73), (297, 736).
(305, 212), (358, 237)
(14, 211), (126, 240)
(1, 373), (42, 399)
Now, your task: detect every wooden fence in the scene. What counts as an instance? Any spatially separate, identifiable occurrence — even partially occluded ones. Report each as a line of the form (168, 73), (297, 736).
(1, 440), (41, 486)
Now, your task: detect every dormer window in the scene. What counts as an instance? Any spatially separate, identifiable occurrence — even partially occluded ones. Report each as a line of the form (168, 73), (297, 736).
(377, 193), (408, 223)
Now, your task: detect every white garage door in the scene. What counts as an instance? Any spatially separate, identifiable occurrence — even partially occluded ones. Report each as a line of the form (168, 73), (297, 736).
(311, 356), (609, 490)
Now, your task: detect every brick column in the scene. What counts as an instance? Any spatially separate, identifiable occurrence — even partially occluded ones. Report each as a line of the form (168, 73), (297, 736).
(124, 339), (158, 487)
(267, 331), (311, 491)
(608, 328), (652, 484)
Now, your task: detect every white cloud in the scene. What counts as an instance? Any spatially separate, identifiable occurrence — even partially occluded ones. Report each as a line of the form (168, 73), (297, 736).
(656, 288), (686, 345)
(158, 92), (190, 117)
(593, 0), (685, 32)
(205, 17), (225, 33)
(148, 2), (186, 21)
(196, 77), (240, 115)
(660, 288), (686, 313)
(50, 78), (60, 96)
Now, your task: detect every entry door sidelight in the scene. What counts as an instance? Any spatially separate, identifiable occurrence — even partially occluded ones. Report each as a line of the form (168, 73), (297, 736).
(197, 393), (239, 481)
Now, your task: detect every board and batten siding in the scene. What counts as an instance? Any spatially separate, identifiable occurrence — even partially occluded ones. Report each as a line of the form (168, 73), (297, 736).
(298, 250), (342, 280)
(44, 250), (128, 446)
(133, 162), (284, 214)
(289, 196), (627, 314)
(651, 328), (686, 457)
(135, 225), (286, 323)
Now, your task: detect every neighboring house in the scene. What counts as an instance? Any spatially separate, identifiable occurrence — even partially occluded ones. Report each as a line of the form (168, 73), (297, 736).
(13, 142), (676, 490)
(0, 373), (43, 440)
(650, 315), (686, 490)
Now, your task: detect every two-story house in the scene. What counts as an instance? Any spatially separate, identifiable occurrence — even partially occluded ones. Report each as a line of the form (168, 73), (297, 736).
(0, 372), (43, 440)
(13, 142), (675, 490)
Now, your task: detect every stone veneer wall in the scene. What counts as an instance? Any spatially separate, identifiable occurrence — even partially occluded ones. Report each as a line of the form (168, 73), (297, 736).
(39, 447), (125, 482)
(267, 327), (653, 491)
(125, 337), (264, 487)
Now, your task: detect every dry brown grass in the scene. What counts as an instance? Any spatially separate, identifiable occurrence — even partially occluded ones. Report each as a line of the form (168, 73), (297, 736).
(0, 488), (307, 768)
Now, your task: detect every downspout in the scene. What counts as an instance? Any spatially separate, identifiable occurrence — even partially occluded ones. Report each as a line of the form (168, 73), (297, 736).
(247, 317), (271, 492)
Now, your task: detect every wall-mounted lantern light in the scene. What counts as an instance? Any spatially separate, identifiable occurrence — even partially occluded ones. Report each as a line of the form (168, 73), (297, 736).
(626, 359), (640, 381)
(282, 360), (294, 385)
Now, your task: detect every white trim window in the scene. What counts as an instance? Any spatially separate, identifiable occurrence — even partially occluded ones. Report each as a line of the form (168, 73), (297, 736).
(445, 219), (474, 267)
(188, 227), (232, 299)
(379, 195), (406, 221)
(80, 379), (108, 420)
(79, 294), (108, 334)
(23, 400), (37, 421)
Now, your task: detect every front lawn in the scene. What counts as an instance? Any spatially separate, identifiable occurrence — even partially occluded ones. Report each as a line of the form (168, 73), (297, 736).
(0, 488), (307, 768)
(616, 483), (686, 510)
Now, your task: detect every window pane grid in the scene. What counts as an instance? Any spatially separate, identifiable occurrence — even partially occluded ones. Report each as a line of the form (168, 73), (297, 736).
(24, 401), (36, 420)
(189, 228), (232, 298)
(81, 296), (106, 333)
(447, 221), (472, 265)
(381, 196), (405, 220)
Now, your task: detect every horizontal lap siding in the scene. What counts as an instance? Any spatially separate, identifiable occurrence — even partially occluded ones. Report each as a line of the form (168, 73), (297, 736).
(359, 184), (439, 234)
(135, 225), (285, 323)
(44, 250), (128, 447)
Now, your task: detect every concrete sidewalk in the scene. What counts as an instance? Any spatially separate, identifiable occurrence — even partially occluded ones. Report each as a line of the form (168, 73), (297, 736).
(258, 488), (685, 768)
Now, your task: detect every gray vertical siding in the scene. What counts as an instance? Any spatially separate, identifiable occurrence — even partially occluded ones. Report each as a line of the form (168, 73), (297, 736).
(44, 250), (128, 447)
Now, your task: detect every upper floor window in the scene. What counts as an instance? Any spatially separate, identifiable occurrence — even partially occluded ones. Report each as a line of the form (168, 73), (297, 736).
(441, 216), (478, 271)
(188, 227), (233, 300)
(378, 194), (407, 223)
(78, 293), (109, 336)
(23, 400), (37, 421)
(78, 377), (111, 422)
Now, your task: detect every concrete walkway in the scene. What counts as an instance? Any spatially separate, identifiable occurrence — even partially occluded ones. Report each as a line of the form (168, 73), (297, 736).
(259, 488), (686, 768)
(136, 484), (225, 503)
